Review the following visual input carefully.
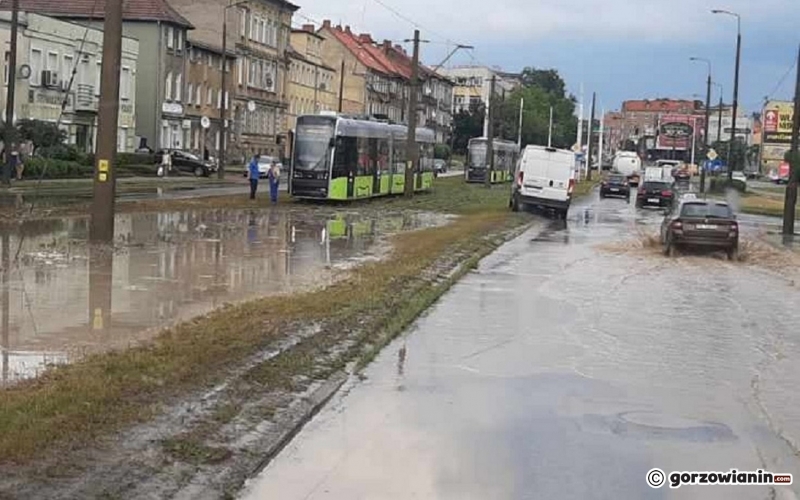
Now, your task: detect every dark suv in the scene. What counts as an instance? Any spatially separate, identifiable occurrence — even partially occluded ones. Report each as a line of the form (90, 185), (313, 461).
(660, 198), (739, 260)
(599, 173), (631, 202)
(636, 180), (675, 208)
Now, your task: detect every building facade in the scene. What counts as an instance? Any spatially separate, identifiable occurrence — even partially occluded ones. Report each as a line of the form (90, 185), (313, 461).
(184, 40), (235, 160)
(0, 11), (138, 152)
(439, 66), (520, 114)
(286, 26), (336, 129)
(170, 0), (298, 163)
(8, 0), (194, 152)
(318, 22), (407, 122)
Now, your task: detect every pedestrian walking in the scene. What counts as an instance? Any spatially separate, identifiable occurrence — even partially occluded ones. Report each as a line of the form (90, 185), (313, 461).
(248, 154), (260, 200)
(267, 159), (280, 204)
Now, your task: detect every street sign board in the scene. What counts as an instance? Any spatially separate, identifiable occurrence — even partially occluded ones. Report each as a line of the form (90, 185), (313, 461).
(706, 149), (718, 161)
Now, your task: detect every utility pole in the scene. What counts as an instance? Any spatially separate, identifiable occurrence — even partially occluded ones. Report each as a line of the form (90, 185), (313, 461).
(338, 59), (345, 113)
(598, 107), (604, 169)
(219, 12), (228, 180)
(89, 0), (123, 243)
(781, 44), (800, 236)
(729, 24), (741, 181)
(1, 229), (9, 383)
(586, 92), (596, 181)
(3, 0), (19, 186)
(403, 29), (420, 197)
(576, 83), (584, 151)
(517, 97), (524, 148)
(547, 106), (553, 148)
(701, 72), (711, 193)
(484, 75), (496, 188)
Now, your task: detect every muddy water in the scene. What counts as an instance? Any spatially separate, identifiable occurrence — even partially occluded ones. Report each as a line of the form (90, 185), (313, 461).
(0, 208), (448, 384)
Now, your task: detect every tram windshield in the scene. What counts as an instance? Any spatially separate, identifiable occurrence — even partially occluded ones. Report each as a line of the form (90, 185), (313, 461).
(468, 142), (487, 168)
(294, 119), (334, 171)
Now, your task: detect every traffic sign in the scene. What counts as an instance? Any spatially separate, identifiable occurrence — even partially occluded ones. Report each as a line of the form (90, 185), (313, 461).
(706, 148), (718, 161)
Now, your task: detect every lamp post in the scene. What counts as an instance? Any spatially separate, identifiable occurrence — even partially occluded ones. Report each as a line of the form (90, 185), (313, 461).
(690, 57), (711, 192)
(712, 9), (741, 180)
(712, 82), (723, 143)
(219, 0), (250, 179)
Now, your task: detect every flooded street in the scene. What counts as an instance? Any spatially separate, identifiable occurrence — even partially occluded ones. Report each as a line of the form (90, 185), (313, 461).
(0, 207), (446, 384)
(240, 193), (800, 499)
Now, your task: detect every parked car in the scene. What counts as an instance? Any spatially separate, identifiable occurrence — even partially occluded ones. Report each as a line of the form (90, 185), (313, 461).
(731, 171), (748, 185)
(672, 166), (691, 181)
(660, 198), (739, 260)
(599, 173), (631, 202)
(636, 180), (675, 208)
(242, 155), (283, 179)
(433, 159), (447, 176)
(154, 150), (216, 177)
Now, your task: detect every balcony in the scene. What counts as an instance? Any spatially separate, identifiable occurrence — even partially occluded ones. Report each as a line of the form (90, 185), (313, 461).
(75, 84), (97, 113)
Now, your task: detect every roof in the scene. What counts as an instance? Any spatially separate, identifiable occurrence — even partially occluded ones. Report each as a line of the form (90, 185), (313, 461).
(320, 23), (403, 78)
(286, 45), (335, 72)
(0, 0), (194, 27)
(187, 37), (235, 58)
(623, 99), (702, 113)
(291, 27), (324, 39)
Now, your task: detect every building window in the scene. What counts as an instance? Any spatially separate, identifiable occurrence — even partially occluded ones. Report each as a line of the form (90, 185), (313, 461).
(248, 59), (256, 86)
(30, 48), (42, 86)
(46, 51), (58, 74)
(237, 58), (243, 85)
(217, 89), (222, 109)
(250, 16), (257, 41)
(196, 84), (202, 106)
(239, 9), (247, 37)
(175, 73), (182, 102)
(95, 61), (102, 95)
(224, 91), (229, 110)
(176, 30), (183, 53)
(166, 26), (174, 49)
(165, 72), (173, 100)
(207, 87), (213, 105)
(186, 83), (193, 106)
(121, 66), (131, 100)
(62, 54), (74, 87)
(3, 51), (9, 85)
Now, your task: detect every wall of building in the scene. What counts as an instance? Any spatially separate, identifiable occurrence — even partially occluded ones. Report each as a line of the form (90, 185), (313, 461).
(317, 28), (365, 115)
(184, 42), (234, 158)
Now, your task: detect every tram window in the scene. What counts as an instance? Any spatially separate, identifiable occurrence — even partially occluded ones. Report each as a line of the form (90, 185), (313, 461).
(333, 136), (357, 178)
(378, 138), (390, 174)
(356, 137), (371, 176)
(393, 143), (406, 173)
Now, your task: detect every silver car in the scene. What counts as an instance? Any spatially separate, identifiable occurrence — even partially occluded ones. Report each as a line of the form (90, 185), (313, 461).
(242, 156), (283, 179)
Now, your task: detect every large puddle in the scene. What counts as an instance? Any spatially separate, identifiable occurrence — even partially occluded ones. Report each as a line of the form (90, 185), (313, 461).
(0, 207), (450, 385)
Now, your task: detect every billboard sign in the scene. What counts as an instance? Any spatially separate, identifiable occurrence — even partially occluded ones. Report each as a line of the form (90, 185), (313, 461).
(763, 101), (793, 145)
(656, 114), (697, 150)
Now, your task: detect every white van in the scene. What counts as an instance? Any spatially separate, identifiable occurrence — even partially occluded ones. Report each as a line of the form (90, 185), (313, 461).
(509, 145), (576, 219)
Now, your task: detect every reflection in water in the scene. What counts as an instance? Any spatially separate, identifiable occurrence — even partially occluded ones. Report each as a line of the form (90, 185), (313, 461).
(0, 208), (446, 384)
(2, 230), (9, 383)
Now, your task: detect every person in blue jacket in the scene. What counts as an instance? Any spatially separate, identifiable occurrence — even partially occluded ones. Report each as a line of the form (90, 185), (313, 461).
(247, 154), (260, 200)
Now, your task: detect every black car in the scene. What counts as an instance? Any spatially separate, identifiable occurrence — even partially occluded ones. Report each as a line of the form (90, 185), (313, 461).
(599, 173), (631, 202)
(660, 198), (739, 260)
(636, 180), (675, 208)
(154, 150), (215, 177)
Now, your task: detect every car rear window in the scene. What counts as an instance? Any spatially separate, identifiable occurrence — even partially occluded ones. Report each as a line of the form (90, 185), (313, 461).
(643, 182), (671, 190)
(608, 175), (625, 183)
(680, 202), (733, 218)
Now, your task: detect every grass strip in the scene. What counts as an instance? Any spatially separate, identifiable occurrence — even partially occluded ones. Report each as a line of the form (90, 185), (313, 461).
(0, 178), (530, 464)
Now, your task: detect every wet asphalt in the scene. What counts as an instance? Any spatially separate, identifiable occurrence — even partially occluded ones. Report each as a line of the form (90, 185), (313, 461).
(239, 188), (800, 500)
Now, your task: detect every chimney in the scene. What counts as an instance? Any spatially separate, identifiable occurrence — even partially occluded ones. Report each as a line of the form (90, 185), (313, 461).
(358, 33), (372, 44)
(394, 44), (403, 53)
(382, 39), (392, 51)
(302, 24), (315, 32)
(344, 25), (351, 34)
(322, 19), (331, 29)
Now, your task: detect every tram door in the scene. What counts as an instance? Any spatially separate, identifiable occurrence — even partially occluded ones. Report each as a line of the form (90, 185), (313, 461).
(370, 138), (380, 195)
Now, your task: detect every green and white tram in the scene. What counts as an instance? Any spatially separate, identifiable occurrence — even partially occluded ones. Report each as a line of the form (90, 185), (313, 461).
(289, 113), (436, 200)
(465, 137), (520, 184)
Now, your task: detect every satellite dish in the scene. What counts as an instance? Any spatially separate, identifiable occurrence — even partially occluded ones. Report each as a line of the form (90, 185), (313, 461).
(265, 77), (273, 88)
(247, 101), (256, 112)
(200, 116), (210, 129)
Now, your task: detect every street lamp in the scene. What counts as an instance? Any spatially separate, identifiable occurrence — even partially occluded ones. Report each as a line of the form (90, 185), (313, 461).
(712, 8), (741, 180)
(690, 57), (712, 193)
(219, 0), (250, 179)
(712, 82), (723, 143)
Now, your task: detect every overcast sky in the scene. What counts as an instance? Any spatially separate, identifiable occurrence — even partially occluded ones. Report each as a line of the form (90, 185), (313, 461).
(295, 0), (799, 114)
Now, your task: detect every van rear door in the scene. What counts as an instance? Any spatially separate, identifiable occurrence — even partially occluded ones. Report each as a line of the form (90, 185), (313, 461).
(520, 147), (574, 202)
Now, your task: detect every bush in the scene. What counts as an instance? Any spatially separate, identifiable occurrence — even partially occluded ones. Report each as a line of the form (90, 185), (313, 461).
(116, 164), (158, 177)
(36, 145), (94, 166)
(117, 152), (155, 166)
(434, 144), (451, 160)
(23, 157), (93, 179)
(708, 177), (746, 194)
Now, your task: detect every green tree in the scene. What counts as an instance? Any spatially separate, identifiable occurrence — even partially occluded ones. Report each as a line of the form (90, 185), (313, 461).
(451, 104), (485, 154)
(711, 140), (747, 171)
(16, 119), (66, 154)
(520, 68), (566, 97)
(492, 82), (577, 149)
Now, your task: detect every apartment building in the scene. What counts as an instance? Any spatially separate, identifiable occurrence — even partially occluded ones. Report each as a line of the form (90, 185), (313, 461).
(184, 40), (235, 159)
(0, 11), (138, 152)
(170, 0), (298, 162)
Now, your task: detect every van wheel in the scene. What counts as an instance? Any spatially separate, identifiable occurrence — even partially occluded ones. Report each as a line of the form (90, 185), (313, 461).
(511, 194), (520, 212)
(663, 237), (676, 257)
(194, 166), (205, 177)
(727, 247), (739, 261)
